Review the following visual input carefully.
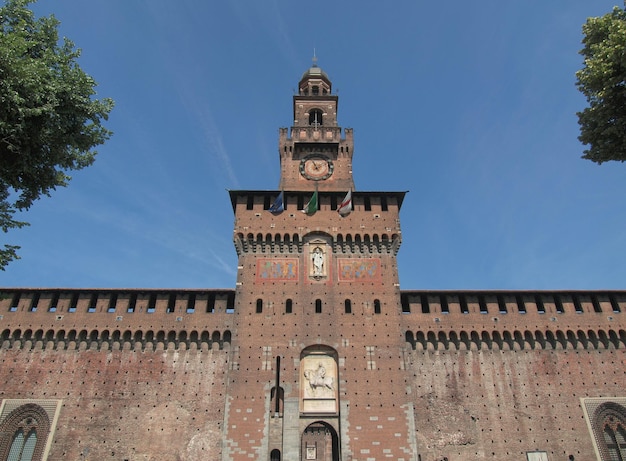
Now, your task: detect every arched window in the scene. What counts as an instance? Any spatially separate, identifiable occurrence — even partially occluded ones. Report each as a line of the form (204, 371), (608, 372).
(285, 299), (293, 314)
(374, 299), (381, 314)
(590, 401), (626, 460)
(256, 299), (263, 314)
(315, 299), (322, 314)
(0, 402), (54, 461)
(309, 109), (323, 126)
(8, 429), (37, 461)
(344, 299), (352, 314)
(270, 449), (281, 461)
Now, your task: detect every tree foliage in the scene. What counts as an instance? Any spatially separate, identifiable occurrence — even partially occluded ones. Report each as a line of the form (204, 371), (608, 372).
(0, 0), (113, 269)
(576, 4), (626, 164)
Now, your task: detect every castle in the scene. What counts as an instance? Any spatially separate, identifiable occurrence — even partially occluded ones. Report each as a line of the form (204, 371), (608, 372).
(0, 63), (624, 461)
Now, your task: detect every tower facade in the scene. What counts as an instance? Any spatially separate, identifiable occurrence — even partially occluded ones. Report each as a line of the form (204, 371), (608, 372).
(227, 61), (413, 460)
(0, 64), (623, 461)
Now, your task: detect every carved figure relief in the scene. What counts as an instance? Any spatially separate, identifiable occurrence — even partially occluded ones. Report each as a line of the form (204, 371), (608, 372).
(308, 243), (328, 281)
(303, 362), (334, 398)
(300, 351), (338, 414)
(312, 248), (324, 275)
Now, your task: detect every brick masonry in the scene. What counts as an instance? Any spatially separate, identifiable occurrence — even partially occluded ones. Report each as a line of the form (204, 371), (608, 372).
(0, 64), (624, 461)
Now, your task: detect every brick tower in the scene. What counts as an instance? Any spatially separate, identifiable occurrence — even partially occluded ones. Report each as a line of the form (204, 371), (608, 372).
(0, 62), (624, 461)
(226, 60), (414, 461)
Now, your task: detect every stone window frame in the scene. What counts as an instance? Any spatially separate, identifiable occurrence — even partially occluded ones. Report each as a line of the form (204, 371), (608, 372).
(0, 400), (62, 461)
(582, 397), (626, 461)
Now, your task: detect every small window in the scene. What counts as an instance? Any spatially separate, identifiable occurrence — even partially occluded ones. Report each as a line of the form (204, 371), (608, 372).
(478, 296), (488, 314)
(374, 299), (381, 314)
(147, 293), (156, 313)
(107, 293), (117, 313)
(29, 293), (40, 312)
(420, 295), (430, 314)
(207, 292), (216, 313)
(460, 295), (469, 314)
(87, 292), (98, 313)
(312, 85), (319, 96)
(9, 293), (20, 312)
(591, 296), (603, 313)
(315, 299), (322, 314)
(344, 299), (352, 314)
(226, 293), (235, 313)
(68, 293), (79, 313)
(309, 109), (323, 126)
(167, 293), (176, 313)
(555, 295), (565, 313)
(573, 295), (583, 313)
(127, 293), (137, 313)
(535, 295), (545, 314)
(497, 295), (507, 314)
(381, 196), (388, 211)
(440, 295), (449, 314)
(516, 295), (526, 314)
(256, 299), (263, 314)
(401, 295), (410, 313)
(285, 299), (292, 314)
(49, 292), (59, 313)
(187, 293), (196, 313)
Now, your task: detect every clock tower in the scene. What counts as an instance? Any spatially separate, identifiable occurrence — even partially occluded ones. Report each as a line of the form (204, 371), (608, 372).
(279, 59), (355, 192)
(226, 62), (414, 461)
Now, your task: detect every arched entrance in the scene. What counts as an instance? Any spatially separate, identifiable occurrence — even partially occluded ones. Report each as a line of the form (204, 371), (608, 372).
(301, 421), (339, 461)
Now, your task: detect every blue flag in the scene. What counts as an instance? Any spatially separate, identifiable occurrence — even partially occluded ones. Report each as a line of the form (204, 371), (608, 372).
(269, 191), (284, 214)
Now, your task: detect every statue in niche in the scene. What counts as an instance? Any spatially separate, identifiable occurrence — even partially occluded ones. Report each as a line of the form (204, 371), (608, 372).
(303, 362), (334, 397)
(312, 247), (324, 276)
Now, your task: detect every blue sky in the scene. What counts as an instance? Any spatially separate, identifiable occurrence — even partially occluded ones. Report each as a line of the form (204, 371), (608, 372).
(2, 0), (625, 290)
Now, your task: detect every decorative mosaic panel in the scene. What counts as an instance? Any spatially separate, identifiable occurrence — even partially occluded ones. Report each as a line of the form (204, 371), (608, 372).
(256, 259), (298, 282)
(337, 258), (381, 282)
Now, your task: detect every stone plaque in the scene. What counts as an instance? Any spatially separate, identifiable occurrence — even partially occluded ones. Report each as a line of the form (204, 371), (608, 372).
(300, 354), (338, 414)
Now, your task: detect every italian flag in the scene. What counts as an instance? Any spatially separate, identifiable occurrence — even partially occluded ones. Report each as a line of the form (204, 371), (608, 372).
(302, 191), (318, 215)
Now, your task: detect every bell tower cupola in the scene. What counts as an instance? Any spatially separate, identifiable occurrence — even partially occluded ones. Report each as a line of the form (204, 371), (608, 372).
(279, 58), (354, 192)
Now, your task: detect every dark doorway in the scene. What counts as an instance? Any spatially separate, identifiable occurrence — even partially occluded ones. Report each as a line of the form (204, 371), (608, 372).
(301, 421), (339, 461)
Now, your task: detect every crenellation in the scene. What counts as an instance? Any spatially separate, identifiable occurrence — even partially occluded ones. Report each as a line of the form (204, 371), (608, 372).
(0, 63), (624, 461)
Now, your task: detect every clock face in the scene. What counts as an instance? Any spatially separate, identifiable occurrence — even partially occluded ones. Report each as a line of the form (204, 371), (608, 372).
(300, 155), (334, 181)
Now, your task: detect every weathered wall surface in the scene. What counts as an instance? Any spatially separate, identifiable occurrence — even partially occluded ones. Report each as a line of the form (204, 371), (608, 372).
(0, 347), (229, 461)
(406, 347), (624, 460)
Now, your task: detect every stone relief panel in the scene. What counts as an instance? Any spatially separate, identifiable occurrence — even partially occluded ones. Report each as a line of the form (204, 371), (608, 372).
(300, 353), (338, 414)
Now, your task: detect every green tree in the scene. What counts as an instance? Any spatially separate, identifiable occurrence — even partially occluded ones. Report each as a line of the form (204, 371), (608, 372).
(0, 0), (113, 269)
(576, 4), (626, 164)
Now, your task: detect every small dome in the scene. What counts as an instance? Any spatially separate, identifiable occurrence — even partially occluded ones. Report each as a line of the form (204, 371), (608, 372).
(300, 64), (330, 82)
(298, 58), (332, 94)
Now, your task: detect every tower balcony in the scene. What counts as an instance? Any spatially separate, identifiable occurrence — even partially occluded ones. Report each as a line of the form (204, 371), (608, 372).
(287, 126), (344, 143)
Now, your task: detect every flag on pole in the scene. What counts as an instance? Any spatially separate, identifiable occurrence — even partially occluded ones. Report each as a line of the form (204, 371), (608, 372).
(269, 191), (284, 214)
(337, 190), (352, 217)
(301, 190), (318, 215)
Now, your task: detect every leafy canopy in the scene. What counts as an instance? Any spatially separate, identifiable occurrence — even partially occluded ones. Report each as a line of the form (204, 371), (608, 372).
(576, 4), (626, 163)
(0, 0), (113, 268)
